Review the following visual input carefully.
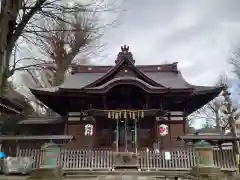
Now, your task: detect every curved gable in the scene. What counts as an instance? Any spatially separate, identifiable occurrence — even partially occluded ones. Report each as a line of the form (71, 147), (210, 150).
(83, 45), (168, 89)
(85, 77), (166, 94)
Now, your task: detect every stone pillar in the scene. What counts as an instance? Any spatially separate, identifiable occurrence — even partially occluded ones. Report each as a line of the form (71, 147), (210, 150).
(29, 142), (63, 180)
(195, 140), (214, 166)
(189, 140), (223, 180)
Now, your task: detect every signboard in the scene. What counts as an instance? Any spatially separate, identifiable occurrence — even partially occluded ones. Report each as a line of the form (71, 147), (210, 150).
(164, 151), (171, 160)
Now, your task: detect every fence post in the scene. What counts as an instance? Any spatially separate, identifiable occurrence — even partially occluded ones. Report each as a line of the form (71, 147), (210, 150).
(146, 148), (150, 171)
(29, 142), (63, 180)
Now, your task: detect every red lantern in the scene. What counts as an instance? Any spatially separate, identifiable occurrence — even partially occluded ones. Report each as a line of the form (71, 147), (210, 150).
(159, 127), (166, 133)
(159, 124), (168, 136)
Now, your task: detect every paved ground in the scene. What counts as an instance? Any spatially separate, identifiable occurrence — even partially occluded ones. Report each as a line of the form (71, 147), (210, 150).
(97, 175), (155, 180)
(0, 175), (158, 180)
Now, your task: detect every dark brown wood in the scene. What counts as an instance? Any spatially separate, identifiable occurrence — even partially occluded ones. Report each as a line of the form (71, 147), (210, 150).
(168, 116), (172, 140)
(183, 115), (186, 134)
(86, 108), (170, 117)
(146, 95), (149, 109)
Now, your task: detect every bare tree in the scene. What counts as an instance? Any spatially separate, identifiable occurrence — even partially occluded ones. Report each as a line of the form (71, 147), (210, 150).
(0, 0), (116, 93)
(188, 75), (236, 132)
(231, 47), (240, 81)
(188, 102), (221, 130)
(34, 10), (101, 86)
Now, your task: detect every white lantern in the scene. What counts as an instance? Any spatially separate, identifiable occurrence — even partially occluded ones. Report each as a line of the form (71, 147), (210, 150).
(84, 124), (93, 136)
(159, 124), (168, 136)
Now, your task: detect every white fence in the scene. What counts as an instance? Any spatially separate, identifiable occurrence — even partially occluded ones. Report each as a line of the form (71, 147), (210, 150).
(16, 147), (237, 171)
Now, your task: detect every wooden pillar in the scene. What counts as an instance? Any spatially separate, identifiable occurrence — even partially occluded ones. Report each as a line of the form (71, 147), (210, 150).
(88, 116), (96, 148)
(145, 95), (149, 109)
(168, 115), (171, 141)
(103, 95), (107, 108)
(183, 111), (187, 135)
(64, 115), (68, 135)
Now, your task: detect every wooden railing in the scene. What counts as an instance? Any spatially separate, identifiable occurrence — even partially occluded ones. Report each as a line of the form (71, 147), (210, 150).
(16, 147), (237, 171)
(139, 147), (236, 170)
(59, 149), (113, 169)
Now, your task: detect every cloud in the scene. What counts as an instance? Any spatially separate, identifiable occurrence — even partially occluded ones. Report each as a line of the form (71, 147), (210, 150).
(98, 0), (240, 86)
(16, 0), (240, 87)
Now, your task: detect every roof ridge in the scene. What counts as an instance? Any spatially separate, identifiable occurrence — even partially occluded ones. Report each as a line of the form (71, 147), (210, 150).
(71, 62), (179, 74)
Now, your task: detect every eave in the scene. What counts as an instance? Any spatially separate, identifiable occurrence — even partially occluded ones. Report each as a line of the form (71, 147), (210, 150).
(193, 86), (224, 95)
(177, 135), (238, 145)
(167, 86), (223, 114)
(30, 87), (68, 116)
(30, 84), (222, 116)
(187, 86), (223, 114)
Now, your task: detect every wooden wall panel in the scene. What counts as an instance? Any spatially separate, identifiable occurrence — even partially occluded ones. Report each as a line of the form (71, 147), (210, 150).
(169, 123), (184, 147)
(66, 122), (96, 149)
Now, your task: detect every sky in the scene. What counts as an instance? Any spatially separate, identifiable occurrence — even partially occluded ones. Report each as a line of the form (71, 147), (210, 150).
(98, 0), (240, 128)
(17, 0), (240, 86)
(16, 0), (240, 127)
(93, 0), (240, 86)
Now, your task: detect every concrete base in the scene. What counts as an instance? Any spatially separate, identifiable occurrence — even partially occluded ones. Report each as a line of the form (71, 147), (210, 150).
(28, 167), (63, 180)
(189, 165), (224, 180)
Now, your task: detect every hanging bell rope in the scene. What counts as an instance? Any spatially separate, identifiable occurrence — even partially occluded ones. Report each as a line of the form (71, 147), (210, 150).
(141, 110), (144, 118)
(119, 112), (122, 119)
(115, 112), (119, 120)
(129, 112), (132, 119)
(124, 111), (127, 119)
(132, 112), (136, 120)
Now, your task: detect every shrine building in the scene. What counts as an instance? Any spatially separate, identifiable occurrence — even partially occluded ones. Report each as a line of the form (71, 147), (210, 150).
(28, 45), (223, 152)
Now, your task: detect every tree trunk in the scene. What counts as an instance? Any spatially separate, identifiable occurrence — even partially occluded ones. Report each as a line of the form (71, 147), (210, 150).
(54, 67), (67, 86)
(0, 50), (7, 92)
(226, 95), (239, 154)
(0, 0), (20, 94)
(215, 115), (221, 132)
(0, 20), (10, 94)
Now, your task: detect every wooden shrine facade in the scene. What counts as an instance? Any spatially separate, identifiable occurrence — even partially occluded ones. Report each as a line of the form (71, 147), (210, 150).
(23, 45), (223, 151)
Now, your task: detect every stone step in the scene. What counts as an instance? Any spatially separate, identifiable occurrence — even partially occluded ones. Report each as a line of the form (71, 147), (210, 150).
(97, 175), (155, 180)
(64, 174), (98, 179)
